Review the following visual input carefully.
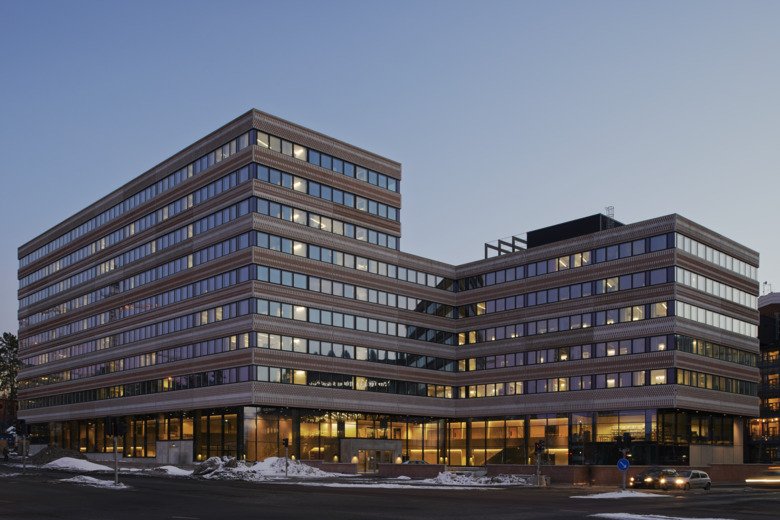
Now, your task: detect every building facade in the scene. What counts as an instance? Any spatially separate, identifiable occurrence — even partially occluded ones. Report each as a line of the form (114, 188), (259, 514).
(17, 110), (760, 468)
(747, 292), (780, 462)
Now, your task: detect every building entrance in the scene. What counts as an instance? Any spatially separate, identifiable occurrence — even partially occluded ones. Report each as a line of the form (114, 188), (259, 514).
(357, 449), (393, 473)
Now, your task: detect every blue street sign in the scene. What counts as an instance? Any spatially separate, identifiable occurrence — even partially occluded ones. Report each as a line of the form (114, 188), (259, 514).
(617, 458), (630, 471)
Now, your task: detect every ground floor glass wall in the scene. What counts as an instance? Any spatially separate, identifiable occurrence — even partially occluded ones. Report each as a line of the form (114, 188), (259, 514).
(40, 407), (739, 466)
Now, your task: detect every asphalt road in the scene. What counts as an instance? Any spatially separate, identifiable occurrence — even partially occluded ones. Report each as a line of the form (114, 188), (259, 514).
(1, 466), (780, 520)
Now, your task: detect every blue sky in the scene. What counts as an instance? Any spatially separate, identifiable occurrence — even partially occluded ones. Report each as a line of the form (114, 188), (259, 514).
(1, 0), (778, 334)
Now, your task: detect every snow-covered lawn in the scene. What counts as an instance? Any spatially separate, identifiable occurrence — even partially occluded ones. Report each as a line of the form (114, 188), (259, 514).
(572, 490), (671, 499)
(294, 482), (497, 490)
(43, 457), (112, 472)
(154, 465), (193, 477)
(196, 456), (348, 481)
(60, 475), (129, 490)
(422, 472), (532, 486)
(591, 514), (734, 520)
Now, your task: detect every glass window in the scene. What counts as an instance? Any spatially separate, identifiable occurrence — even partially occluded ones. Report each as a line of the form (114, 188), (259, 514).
(650, 234), (667, 252)
(650, 336), (667, 351)
(650, 369), (667, 385)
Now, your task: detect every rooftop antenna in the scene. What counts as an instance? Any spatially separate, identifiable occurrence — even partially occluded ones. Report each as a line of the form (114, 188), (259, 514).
(605, 206), (615, 229)
(763, 281), (773, 295)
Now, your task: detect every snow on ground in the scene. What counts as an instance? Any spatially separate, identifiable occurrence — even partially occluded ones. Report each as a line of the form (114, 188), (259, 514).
(60, 475), (129, 490)
(396, 475), (411, 480)
(197, 456), (346, 481)
(293, 482), (497, 490)
(0, 473), (20, 478)
(591, 514), (734, 520)
(421, 472), (532, 486)
(154, 465), (193, 477)
(572, 490), (671, 499)
(43, 457), (112, 472)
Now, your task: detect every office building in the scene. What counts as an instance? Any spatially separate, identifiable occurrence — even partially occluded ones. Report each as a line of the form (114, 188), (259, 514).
(17, 110), (760, 468)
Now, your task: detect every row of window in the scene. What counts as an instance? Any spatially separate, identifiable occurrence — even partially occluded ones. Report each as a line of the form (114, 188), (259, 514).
(457, 302), (671, 346)
(462, 267), (672, 319)
(675, 233), (758, 281)
(463, 368), (671, 399)
(20, 328), (461, 389)
(19, 178), (254, 311)
(463, 336), (669, 372)
(21, 328), (756, 394)
(256, 131), (400, 193)
(23, 298), (255, 361)
(19, 334), (253, 388)
(20, 361), (756, 412)
(463, 369), (756, 398)
(20, 132), (251, 269)
(19, 364), (449, 410)
(675, 335), (757, 367)
(255, 231), (445, 289)
(676, 368), (758, 395)
(452, 234), (673, 292)
(675, 266), (757, 309)
(676, 300), (757, 338)
(20, 267), (254, 349)
(256, 163), (399, 222)
(20, 164), (255, 290)
(464, 334), (756, 372)
(255, 196), (399, 250)
(20, 366), (253, 410)
(21, 188), (398, 317)
(21, 231), (252, 337)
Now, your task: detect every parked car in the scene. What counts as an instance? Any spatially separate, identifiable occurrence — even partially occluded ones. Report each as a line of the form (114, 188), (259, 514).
(402, 460), (429, 464)
(673, 470), (712, 490)
(629, 468), (679, 489)
(745, 467), (780, 488)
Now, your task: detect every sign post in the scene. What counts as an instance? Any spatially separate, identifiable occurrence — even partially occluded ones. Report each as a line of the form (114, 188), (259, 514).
(534, 440), (546, 487)
(283, 437), (289, 477)
(617, 457), (630, 490)
(616, 432), (632, 490)
(18, 420), (27, 473)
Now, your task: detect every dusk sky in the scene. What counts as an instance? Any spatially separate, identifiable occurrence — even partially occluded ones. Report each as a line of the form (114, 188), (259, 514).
(1, 0), (779, 335)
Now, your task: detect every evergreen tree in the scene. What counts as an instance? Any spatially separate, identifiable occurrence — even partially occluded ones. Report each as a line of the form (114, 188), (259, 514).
(0, 333), (20, 400)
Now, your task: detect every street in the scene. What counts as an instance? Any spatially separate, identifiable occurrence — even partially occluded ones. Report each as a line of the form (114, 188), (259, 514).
(1, 467), (780, 520)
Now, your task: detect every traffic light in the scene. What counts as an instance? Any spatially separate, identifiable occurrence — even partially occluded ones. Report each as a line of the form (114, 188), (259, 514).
(534, 440), (545, 454)
(282, 438), (289, 447)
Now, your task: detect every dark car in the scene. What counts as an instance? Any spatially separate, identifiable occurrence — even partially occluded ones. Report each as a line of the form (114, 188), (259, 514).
(629, 468), (679, 489)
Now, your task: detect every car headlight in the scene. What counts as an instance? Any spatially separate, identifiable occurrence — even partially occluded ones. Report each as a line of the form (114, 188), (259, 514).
(629, 477), (635, 483)
(659, 478), (666, 484)
(675, 479), (684, 485)
(644, 477), (653, 483)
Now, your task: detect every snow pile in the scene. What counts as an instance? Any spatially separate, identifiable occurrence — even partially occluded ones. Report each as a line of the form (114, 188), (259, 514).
(573, 490), (671, 499)
(0, 473), (20, 478)
(591, 514), (734, 520)
(29, 446), (88, 465)
(44, 457), (112, 472)
(60, 475), (128, 489)
(422, 472), (532, 486)
(396, 475), (411, 480)
(194, 456), (340, 480)
(154, 465), (193, 477)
